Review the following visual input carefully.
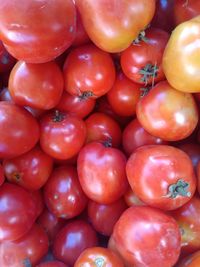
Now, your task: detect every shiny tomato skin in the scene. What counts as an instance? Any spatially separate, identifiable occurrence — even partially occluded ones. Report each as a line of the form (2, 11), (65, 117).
(3, 146), (53, 191)
(77, 142), (128, 204)
(121, 28), (169, 85)
(126, 145), (196, 210)
(53, 220), (98, 266)
(0, 223), (49, 267)
(8, 61), (64, 110)
(74, 247), (125, 267)
(0, 101), (40, 159)
(63, 44), (116, 98)
(88, 198), (127, 236)
(36, 261), (68, 267)
(44, 166), (88, 219)
(0, 0), (76, 63)
(0, 41), (16, 73)
(113, 206), (181, 267)
(40, 110), (86, 160)
(136, 81), (198, 141)
(176, 250), (200, 267)
(0, 183), (37, 242)
(76, 0), (155, 53)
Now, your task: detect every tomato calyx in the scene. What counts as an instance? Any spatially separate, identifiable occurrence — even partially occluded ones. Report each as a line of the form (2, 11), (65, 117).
(13, 172), (21, 181)
(52, 110), (65, 122)
(140, 86), (151, 97)
(23, 258), (32, 267)
(102, 138), (112, 148)
(79, 91), (94, 100)
(167, 179), (191, 199)
(139, 63), (158, 86)
(133, 30), (149, 45)
(95, 257), (105, 267)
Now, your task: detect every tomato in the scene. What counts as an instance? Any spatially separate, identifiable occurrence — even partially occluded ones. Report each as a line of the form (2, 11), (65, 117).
(112, 206), (181, 267)
(85, 112), (122, 148)
(63, 44), (115, 98)
(163, 16), (200, 93)
(8, 61), (64, 110)
(40, 110), (86, 160)
(0, 0), (76, 63)
(122, 118), (168, 156)
(88, 198), (127, 236)
(74, 247), (125, 267)
(3, 146), (53, 191)
(76, 0), (155, 53)
(56, 90), (95, 119)
(30, 190), (45, 219)
(77, 142), (128, 204)
(121, 27), (169, 85)
(36, 261), (68, 267)
(196, 162), (200, 196)
(0, 183), (37, 241)
(0, 101), (40, 158)
(0, 223), (49, 267)
(136, 81), (198, 141)
(0, 41), (16, 73)
(53, 220), (98, 266)
(44, 166), (88, 219)
(124, 186), (145, 207)
(0, 164), (5, 186)
(107, 72), (141, 117)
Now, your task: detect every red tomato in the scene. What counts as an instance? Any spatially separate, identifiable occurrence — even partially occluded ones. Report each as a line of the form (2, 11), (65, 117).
(0, 223), (49, 267)
(44, 166), (88, 219)
(36, 261), (68, 267)
(0, 0), (76, 63)
(0, 164), (5, 186)
(196, 162), (200, 199)
(53, 220), (98, 266)
(0, 102), (40, 159)
(74, 247), (125, 267)
(77, 142), (128, 204)
(40, 110), (86, 160)
(136, 81), (198, 141)
(63, 44), (116, 98)
(112, 206), (181, 267)
(3, 146), (53, 191)
(0, 183), (37, 241)
(176, 250), (200, 267)
(30, 190), (45, 219)
(88, 198), (127, 236)
(0, 41), (16, 73)
(76, 0), (156, 53)
(121, 28), (169, 85)
(85, 112), (122, 148)
(124, 186), (145, 207)
(8, 61), (64, 110)
(107, 72), (141, 117)
(122, 118), (168, 156)
(126, 145), (196, 210)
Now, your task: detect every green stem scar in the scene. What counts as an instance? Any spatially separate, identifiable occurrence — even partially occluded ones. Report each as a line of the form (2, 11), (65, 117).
(167, 179), (191, 199)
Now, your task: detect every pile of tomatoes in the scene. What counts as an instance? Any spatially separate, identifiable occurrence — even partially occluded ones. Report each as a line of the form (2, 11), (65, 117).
(0, 0), (200, 266)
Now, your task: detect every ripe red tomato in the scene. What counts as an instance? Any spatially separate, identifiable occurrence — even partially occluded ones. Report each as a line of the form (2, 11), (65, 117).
(112, 206), (181, 267)
(76, 0), (156, 53)
(8, 61), (64, 110)
(77, 142), (128, 204)
(126, 145), (196, 210)
(85, 112), (122, 148)
(121, 28), (169, 85)
(0, 0), (76, 63)
(3, 146), (53, 191)
(0, 101), (40, 158)
(44, 166), (88, 219)
(36, 261), (68, 267)
(30, 190), (45, 219)
(63, 44), (116, 98)
(53, 220), (98, 266)
(0, 223), (49, 267)
(40, 110), (86, 160)
(74, 247), (124, 267)
(0, 183), (37, 241)
(136, 81), (198, 141)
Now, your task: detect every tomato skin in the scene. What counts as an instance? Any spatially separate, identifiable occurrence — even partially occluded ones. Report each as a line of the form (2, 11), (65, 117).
(0, 41), (16, 73)
(0, 0), (76, 63)
(196, 162), (200, 198)
(76, 0), (155, 53)
(121, 28), (169, 85)
(77, 142), (128, 204)
(30, 190), (45, 219)
(0, 164), (5, 186)
(124, 186), (145, 207)
(44, 166), (88, 219)
(136, 81), (198, 141)
(63, 44), (115, 98)
(85, 112), (122, 148)
(40, 110), (86, 160)
(0, 183), (37, 242)
(163, 16), (200, 93)
(36, 261), (68, 267)
(0, 101), (40, 159)
(0, 223), (49, 267)
(112, 206), (181, 267)
(8, 61), (64, 110)
(176, 250), (200, 267)
(53, 220), (98, 266)
(126, 145), (196, 210)
(3, 146), (53, 191)
(74, 247), (125, 267)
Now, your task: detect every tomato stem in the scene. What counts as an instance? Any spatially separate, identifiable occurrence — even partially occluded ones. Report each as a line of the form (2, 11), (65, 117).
(79, 91), (94, 100)
(102, 138), (112, 148)
(139, 63), (158, 86)
(167, 179), (191, 199)
(140, 87), (151, 97)
(52, 110), (65, 122)
(133, 30), (149, 45)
